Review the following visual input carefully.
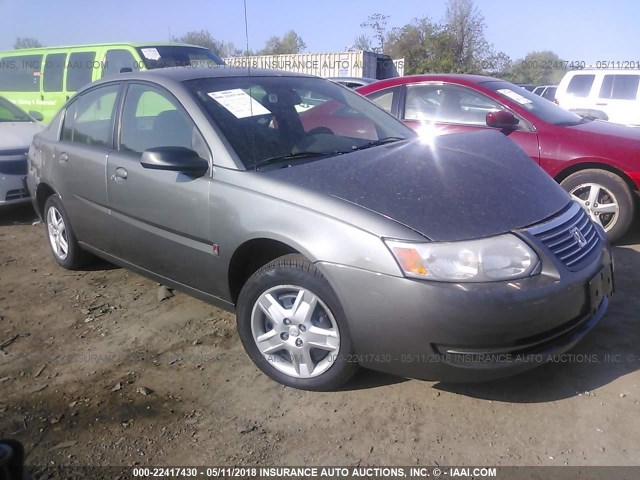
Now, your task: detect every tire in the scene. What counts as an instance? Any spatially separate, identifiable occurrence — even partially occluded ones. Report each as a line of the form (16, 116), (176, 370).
(236, 254), (358, 391)
(43, 195), (89, 269)
(560, 169), (635, 243)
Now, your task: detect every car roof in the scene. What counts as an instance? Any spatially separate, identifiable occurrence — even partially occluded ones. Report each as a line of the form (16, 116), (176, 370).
(355, 74), (505, 92)
(78, 66), (317, 93)
(0, 42), (209, 54)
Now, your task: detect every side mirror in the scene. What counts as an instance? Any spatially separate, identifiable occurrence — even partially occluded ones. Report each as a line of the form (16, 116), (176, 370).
(28, 110), (44, 122)
(486, 110), (519, 130)
(140, 146), (209, 175)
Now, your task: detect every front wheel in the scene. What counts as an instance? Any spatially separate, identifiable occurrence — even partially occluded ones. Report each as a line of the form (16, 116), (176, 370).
(560, 169), (635, 243)
(236, 254), (358, 391)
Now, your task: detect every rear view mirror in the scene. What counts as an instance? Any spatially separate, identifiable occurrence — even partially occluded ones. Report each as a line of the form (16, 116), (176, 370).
(28, 110), (44, 122)
(140, 146), (209, 175)
(486, 110), (519, 130)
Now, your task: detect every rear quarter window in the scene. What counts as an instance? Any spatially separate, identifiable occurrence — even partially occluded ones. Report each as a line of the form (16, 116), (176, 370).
(599, 75), (640, 100)
(566, 74), (595, 97)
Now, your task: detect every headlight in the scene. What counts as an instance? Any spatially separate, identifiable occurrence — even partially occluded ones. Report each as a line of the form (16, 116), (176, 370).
(385, 234), (539, 282)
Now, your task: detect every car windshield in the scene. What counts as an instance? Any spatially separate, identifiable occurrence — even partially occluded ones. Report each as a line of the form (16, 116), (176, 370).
(482, 80), (584, 125)
(0, 97), (32, 122)
(186, 75), (415, 169)
(136, 46), (224, 69)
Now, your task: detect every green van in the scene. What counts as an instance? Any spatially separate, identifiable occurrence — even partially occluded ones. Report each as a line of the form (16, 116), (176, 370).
(0, 43), (224, 122)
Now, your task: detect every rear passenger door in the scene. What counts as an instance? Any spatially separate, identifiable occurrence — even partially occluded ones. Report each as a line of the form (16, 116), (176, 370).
(52, 83), (121, 252)
(106, 82), (214, 293)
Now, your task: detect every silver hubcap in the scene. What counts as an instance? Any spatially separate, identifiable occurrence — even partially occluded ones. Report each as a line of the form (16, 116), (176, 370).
(570, 183), (619, 232)
(47, 206), (69, 260)
(250, 285), (340, 379)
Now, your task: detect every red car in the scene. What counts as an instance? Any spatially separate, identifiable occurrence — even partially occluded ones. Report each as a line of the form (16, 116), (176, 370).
(357, 75), (640, 242)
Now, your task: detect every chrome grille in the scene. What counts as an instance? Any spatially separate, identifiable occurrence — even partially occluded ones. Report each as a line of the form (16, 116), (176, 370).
(527, 202), (602, 271)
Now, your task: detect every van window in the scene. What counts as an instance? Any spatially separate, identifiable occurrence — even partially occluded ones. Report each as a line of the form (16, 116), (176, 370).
(62, 84), (119, 146)
(566, 74), (595, 97)
(0, 54), (42, 92)
(102, 49), (140, 78)
(599, 75), (640, 100)
(66, 52), (96, 92)
(43, 53), (66, 92)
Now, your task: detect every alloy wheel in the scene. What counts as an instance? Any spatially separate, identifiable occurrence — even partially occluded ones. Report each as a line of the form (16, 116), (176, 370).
(250, 285), (340, 379)
(47, 206), (69, 260)
(570, 182), (619, 232)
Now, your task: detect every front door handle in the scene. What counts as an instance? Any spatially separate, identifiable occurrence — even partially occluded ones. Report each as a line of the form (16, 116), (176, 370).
(596, 102), (608, 106)
(115, 167), (128, 180)
(59, 152), (69, 163)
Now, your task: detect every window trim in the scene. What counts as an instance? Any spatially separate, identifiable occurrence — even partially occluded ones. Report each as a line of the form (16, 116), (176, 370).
(115, 81), (212, 164)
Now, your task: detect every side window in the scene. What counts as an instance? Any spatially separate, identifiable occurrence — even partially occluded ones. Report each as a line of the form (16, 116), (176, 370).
(43, 53), (66, 92)
(405, 84), (503, 125)
(566, 75), (595, 97)
(368, 89), (394, 113)
(0, 54), (42, 92)
(542, 87), (557, 100)
(599, 75), (640, 100)
(66, 52), (96, 92)
(60, 84), (119, 146)
(102, 49), (141, 79)
(120, 84), (208, 159)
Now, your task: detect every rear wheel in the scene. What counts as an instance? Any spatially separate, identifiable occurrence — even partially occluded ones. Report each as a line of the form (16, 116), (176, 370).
(236, 254), (358, 391)
(44, 195), (89, 269)
(560, 169), (635, 243)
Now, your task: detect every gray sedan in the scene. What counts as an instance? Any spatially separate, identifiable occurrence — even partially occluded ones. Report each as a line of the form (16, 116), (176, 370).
(27, 68), (613, 390)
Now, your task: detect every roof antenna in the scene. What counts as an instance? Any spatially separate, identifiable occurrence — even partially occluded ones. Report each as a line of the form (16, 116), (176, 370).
(243, 0), (250, 73)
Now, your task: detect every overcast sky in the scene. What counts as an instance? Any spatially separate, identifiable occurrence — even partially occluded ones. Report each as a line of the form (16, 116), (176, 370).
(1, 0), (638, 64)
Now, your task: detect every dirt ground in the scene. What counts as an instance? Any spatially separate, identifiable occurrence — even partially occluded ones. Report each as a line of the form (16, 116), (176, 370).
(1, 202), (639, 471)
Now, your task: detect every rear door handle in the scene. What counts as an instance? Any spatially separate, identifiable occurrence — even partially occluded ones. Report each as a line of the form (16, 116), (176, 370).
(59, 152), (69, 163)
(115, 167), (128, 180)
(596, 102), (608, 106)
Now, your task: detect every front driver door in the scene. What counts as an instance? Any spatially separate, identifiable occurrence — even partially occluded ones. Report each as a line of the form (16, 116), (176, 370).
(396, 83), (540, 163)
(106, 82), (214, 293)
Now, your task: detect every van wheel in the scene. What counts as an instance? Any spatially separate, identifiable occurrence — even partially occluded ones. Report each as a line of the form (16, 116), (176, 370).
(236, 254), (358, 391)
(560, 169), (634, 243)
(44, 195), (89, 269)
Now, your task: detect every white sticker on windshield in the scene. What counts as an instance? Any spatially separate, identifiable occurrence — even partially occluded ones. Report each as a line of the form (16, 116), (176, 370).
(141, 48), (161, 60)
(208, 89), (271, 118)
(497, 88), (532, 105)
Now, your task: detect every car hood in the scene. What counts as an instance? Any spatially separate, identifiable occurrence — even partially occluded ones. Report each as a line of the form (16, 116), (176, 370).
(263, 130), (571, 241)
(565, 118), (640, 141)
(0, 121), (44, 151)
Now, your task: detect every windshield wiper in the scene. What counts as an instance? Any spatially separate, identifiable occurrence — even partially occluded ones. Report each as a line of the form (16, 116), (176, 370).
(254, 151), (343, 170)
(350, 136), (407, 152)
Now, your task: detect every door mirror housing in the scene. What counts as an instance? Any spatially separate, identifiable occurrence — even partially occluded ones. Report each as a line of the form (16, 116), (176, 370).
(486, 110), (519, 130)
(28, 110), (44, 122)
(140, 146), (209, 175)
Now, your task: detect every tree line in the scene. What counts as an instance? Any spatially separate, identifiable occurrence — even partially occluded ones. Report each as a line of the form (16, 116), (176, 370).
(12, 0), (569, 85)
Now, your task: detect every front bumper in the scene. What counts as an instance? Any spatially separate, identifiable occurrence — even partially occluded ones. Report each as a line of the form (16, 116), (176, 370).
(0, 174), (30, 205)
(1, 151), (30, 206)
(318, 243), (613, 382)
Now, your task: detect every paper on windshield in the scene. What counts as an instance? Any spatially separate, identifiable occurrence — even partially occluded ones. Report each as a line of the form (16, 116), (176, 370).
(208, 89), (271, 118)
(497, 88), (532, 105)
(141, 48), (161, 60)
